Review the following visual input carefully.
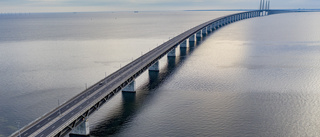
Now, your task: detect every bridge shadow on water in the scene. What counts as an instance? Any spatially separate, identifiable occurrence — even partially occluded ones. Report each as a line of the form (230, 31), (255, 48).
(90, 32), (213, 136)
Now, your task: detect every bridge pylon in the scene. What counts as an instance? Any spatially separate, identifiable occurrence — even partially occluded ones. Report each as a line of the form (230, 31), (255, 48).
(259, 0), (271, 16)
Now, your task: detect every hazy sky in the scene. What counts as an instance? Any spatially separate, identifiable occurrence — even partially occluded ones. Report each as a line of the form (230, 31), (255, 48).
(0, 0), (319, 13)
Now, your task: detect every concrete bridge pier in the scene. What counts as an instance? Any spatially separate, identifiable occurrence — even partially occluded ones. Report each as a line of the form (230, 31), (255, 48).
(189, 34), (196, 42)
(189, 34), (196, 47)
(123, 80), (136, 92)
(69, 118), (90, 137)
(167, 48), (176, 57)
(218, 20), (222, 27)
(180, 40), (187, 48)
(196, 31), (202, 41)
(215, 21), (219, 29)
(202, 28), (207, 36)
(149, 61), (159, 72)
(211, 23), (216, 30)
(207, 26), (212, 33)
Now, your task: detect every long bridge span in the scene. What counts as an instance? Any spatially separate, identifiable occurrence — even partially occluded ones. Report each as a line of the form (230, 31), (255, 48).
(11, 6), (296, 137)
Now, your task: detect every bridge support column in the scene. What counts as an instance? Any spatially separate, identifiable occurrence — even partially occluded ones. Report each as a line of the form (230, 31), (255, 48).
(202, 28), (207, 36)
(207, 26), (211, 33)
(167, 48), (176, 57)
(214, 22), (218, 29)
(211, 23), (216, 30)
(123, 80), (136, 92)
(180, 40), (187, 48)
(149, 61), (159, 72)
(69, 118), (90, 137)
(189, 34), (196, 42)
(196, 31), (202, 40)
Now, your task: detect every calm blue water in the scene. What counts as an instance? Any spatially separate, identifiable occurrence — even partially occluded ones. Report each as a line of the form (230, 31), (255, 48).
(1, 11), (320, 137)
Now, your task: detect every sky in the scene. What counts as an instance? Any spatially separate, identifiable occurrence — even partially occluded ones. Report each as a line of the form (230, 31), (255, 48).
(0, 0), (319, 13)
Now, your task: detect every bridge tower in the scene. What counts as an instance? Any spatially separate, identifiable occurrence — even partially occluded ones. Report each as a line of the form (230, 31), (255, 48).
(259, 0), (270, 16)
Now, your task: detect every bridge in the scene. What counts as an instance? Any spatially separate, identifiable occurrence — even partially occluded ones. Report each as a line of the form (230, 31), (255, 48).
(10, 1), (298, 137)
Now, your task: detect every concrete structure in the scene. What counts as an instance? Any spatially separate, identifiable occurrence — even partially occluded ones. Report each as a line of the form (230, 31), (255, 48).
(180, 40), (187, 48)
(69, 118), (90, 137)
(167, 48), (176, 57)
(196, 30), (202, 39)
(189, 34), (196, 42)
(149, 61), (160, 72)
(122, 81), (136, 92)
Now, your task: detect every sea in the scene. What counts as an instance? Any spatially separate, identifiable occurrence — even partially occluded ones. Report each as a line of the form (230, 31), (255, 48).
(0, 11), (320, 137)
